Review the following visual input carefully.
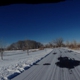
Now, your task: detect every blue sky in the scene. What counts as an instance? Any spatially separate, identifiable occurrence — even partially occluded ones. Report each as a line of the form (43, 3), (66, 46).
(0, 0), (80, 45)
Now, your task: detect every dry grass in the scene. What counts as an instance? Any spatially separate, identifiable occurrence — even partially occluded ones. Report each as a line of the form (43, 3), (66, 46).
(39, 47), (44, 50)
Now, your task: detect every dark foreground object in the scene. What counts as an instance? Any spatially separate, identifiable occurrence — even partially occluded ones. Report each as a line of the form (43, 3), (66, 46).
(0, 0), (65, 6)
(56, 56), (80, 69)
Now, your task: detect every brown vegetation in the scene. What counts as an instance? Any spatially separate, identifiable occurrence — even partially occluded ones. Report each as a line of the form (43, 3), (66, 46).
(39, 47), (44, 50)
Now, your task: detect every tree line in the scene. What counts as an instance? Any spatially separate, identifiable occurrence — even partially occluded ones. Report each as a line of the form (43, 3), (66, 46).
(7, 40), (43, 50)
(1, 38), (80, 50)
(0, 38), (80, 60)
(44, 38), (80, 49)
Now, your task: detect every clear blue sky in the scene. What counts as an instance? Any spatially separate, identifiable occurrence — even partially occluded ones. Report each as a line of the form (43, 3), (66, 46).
(0, 0), (80, 45)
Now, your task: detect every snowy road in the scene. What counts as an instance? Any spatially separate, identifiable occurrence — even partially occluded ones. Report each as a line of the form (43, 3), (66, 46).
(12, 48), (80, 80)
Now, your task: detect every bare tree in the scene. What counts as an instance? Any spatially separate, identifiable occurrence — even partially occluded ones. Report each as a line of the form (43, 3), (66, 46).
(0, 48), (4, 60)
(66, 41), (70, 47)
(0, 40), (5, 60)
(71, 40), (77, 49)
(73, 40), (77, 48)
(49, 42), (53, 48)
(25, 40), (29, 55)
(53, 38), (64, 47)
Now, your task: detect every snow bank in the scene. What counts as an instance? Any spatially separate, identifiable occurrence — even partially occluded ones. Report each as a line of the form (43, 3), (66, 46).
(0, 48), (53, 80)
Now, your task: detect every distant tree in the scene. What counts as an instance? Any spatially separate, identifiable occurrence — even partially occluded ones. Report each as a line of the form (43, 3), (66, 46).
(7, 39), (43, 50)
(73, 40), (77, 48)
(66, 41), (70, 47)
(71, 40), (77, 49)
(0, 48), (4, 60)
(77, 43), (80, 48)
(49, 42), (53, 48)
(0, 40), (5, 60)
(53, 38), (64, 47)
(44, 43), (50, 48)
(25, 40), (29, 55)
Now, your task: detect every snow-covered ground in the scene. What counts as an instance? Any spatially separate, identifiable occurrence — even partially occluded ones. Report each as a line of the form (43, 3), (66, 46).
(69, 49), (80, 53)
(64, 47), (80, 53)
(0, 48), (53, 80)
